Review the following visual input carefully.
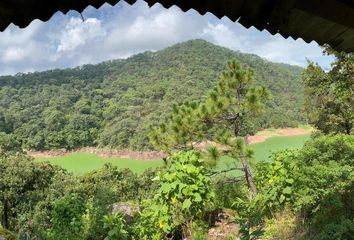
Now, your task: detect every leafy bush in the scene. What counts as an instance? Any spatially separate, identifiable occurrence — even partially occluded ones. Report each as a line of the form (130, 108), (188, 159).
(0, 151), (70, 237)
(136, 151), (214, 239)
(232, 196), (265, 240)
(255, 150), (298, 210)
(255, 134), (354, 239)
(103, 213), (128, 240)
(48, 193), (86, 240)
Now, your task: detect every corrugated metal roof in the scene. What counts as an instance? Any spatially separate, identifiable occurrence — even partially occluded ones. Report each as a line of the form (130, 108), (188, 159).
(0, 0), (354, 52)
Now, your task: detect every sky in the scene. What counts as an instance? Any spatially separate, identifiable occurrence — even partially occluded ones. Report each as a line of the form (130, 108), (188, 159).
(0, 0), (334, 76)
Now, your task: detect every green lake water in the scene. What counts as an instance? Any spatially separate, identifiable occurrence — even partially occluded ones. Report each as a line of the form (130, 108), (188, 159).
(37, 134), (310, 175)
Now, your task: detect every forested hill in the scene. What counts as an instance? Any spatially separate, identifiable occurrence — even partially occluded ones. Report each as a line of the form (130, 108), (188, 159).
(0, 39), (305, 150)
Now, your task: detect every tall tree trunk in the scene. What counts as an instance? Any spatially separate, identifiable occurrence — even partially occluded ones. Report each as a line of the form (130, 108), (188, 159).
(240, 155), (257, 196)
(2, 199), (9, 229)
(242, 135), (257, 196)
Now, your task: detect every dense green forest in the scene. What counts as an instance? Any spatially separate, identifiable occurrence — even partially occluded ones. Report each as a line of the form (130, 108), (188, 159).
(0, 39), (305, 151)
(0, 46), (353, 240)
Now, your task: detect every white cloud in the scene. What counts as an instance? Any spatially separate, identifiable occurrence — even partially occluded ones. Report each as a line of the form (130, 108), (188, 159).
(0, 20), (46, 64)
(2, 47), (26, 62)
(103, 10), (182, 56)
(100, 3), (207, 59)
(0, 0), (333, 75)
(252, 36), (323, 66)
(57, 17), (106, 53)
(199, 22), (334, 68)
(201, 23), (243, 51)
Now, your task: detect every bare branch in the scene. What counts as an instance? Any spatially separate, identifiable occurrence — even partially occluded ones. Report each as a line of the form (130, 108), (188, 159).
(208, 167), (244, 177)
(214, 176), (244, 185)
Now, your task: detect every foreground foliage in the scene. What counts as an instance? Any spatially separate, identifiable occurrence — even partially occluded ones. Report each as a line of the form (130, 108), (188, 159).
(139, 151), (214, 239)
(256, 134), (354, 239)
(0, 149), (158, 239)
(0, 151), (65, 231)
(1, 134), (353, 239)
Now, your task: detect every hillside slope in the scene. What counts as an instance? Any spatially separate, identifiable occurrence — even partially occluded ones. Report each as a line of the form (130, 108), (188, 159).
(0, 39), (305, 150)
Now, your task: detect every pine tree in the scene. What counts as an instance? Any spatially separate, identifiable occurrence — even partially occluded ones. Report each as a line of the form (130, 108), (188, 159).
(150, 60), (270, 195)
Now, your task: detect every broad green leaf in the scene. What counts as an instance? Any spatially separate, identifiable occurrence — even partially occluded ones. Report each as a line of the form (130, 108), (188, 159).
(283, 187), (292, 195)
(286, 178), (294, 184)
(194, 193), (202, 202)
(182, 199), (192, 209)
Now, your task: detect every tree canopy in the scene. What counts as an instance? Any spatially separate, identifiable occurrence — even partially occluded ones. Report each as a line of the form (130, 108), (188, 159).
(303, 47), (354, 134)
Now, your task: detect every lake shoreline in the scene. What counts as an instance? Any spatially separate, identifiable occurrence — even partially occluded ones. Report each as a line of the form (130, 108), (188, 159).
(30, 127), (312, 161)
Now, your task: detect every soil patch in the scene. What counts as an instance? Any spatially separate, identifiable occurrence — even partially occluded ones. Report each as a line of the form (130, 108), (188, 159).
(247, 127), (312, 144)
(28, 149), (68, 158)
(207, 208), (239, 240)
(29, 147), (166, 161)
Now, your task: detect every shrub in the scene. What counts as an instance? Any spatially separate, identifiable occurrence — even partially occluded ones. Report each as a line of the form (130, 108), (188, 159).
(48, 193), (86, 240)
(255, 134), (354, 239)
(136, 151), (214, 239)
(103, 213), (128, 240)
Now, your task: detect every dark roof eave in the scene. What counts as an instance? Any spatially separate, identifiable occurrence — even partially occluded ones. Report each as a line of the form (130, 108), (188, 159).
(0, 0), (354, 53)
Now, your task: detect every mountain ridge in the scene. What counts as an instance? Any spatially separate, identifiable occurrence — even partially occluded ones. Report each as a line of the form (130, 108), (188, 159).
(1, 39), (303, 77)
(0, 39), (306, 150)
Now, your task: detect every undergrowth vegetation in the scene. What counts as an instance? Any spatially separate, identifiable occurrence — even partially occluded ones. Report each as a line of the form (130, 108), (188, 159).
(1, 134), (353, 239)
